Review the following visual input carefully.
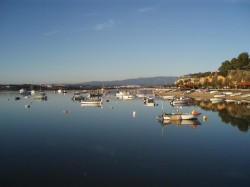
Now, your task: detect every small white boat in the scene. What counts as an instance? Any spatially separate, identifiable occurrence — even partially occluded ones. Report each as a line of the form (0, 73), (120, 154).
(34, 95), (47, 100)
(225, 99), (236, 103)
(162, 95), (175, 100)
(210, 97), (225, 103)
(160, 113), (198, 120)
(81, 98), (102, 106)
(230, 93), (242, 97)
(143, 97), (156, 106)
(34, 91), (47, 100)
(19, 88), (27, 94)
(223, 92), (233, 95)
(241, 94), (250, 98)
(210, 90), (219, 94)
(72, 92), (85, 102)
(122, 94), (134, 100)
(214, 93), (225, 98)
(116, 91), (126, 97)
(170, 97), (189, 105)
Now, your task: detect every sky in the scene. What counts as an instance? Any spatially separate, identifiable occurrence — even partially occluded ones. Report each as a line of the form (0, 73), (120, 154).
(0, 0), (250, 84)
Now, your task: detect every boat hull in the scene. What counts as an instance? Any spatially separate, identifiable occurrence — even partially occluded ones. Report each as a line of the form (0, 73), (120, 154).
(162, 113), (197, 120)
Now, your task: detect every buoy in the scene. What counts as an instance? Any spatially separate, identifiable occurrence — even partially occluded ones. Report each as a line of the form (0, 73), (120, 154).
(133, 111), (136, 117)
(203, 115), (207, 121)
(110, 106), (113, 109)
(25, 105), (30, 108)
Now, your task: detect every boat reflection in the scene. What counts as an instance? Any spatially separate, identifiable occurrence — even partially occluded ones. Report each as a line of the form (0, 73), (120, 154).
(160, 119), (201, 127)
(157, 119), (201, 136)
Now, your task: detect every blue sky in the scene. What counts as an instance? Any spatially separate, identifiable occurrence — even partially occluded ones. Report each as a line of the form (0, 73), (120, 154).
(0, 0), (250, 84)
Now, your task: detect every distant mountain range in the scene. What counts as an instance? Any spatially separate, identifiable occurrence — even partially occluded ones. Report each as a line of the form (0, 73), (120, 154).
(77, 76), (178, 86)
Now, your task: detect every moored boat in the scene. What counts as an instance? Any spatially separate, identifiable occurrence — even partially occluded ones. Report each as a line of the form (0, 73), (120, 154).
(160, 112), (198, 120)
(210, 97), (225, 103)
(170, 97), (189, 105)
(143, 97), (156, 106)
(158, 109), (200, 121)
(81, 98), (103, 106)
(213, 93), (226, 98)
(162, 95), (176, 100)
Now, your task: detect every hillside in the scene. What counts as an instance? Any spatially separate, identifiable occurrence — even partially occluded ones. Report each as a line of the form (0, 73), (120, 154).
(77, 76), (178, 86)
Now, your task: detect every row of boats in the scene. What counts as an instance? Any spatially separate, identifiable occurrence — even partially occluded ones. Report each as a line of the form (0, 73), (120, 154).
(17, 89), (203, 125)
(210, 92), (250, 104)
(72, 91), (200, 121)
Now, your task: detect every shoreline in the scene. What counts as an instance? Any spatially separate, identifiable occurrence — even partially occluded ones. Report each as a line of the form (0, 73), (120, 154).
(157, 90), (250, 102)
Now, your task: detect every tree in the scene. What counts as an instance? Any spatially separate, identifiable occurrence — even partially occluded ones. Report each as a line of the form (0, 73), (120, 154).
(237, 52), (249, 67)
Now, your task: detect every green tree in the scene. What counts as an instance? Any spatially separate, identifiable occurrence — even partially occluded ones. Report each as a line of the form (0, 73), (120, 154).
(237, 52), (249, 68)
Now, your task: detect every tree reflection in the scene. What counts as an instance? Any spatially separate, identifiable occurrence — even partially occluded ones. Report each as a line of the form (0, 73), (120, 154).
(190, 99), (250, 132)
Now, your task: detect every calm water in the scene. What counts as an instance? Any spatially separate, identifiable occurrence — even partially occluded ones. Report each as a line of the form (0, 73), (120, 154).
(0, 91), (250, 187)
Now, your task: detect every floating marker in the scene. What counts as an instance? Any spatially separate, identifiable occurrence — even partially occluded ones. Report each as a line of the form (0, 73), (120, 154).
(133, 111), (136, 117)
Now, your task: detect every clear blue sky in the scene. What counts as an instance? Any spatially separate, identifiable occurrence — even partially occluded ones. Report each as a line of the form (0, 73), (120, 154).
(1, 0), (250, 84)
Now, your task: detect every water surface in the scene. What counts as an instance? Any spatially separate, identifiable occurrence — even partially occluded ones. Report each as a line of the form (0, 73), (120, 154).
(0, 91), (250, 187)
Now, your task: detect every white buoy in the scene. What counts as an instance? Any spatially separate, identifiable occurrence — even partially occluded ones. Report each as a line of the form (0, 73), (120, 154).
(133, 111), (136, 117)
